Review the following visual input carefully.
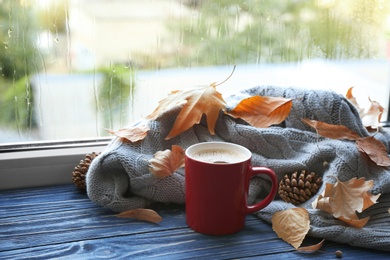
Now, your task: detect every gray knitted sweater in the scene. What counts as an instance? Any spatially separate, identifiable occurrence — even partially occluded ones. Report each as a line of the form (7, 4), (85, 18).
(87, 86), (390, 251)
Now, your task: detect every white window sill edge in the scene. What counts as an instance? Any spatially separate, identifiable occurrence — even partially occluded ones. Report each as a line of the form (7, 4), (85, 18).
(0, 140), (111, 190)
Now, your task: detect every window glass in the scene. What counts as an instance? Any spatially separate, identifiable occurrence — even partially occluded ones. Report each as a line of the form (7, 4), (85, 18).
(1, 0), (389, 144)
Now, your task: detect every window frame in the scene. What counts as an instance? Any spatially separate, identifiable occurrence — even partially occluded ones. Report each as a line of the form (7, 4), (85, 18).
(0, 138), (111, 190)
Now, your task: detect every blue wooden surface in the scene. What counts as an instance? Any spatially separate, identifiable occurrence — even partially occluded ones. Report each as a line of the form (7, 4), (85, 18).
(0, 185), (389, 259)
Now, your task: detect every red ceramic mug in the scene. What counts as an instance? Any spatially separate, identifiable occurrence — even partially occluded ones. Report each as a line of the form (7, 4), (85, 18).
(185, 142), (278, 235)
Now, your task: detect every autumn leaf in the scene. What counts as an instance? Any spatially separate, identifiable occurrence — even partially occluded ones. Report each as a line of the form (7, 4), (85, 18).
(297, 239), (325, 253)
(272, 208), (310, 249)
(356, 136), (390, 167)
(362, 99), (384, 130)
(312, 177), (380, 228)
(301, 118), (360, 141)
(116, 208), (163, 223)
(146, 86), (226, 140)
(146, 90), (189, 120)
(228, 95), (292, 128)
(149, 145), (185, 178)
(302, 118), (390, 167)
(346, 87), (384, 129)
(346, 87), (364, 115)
(106, 124), (150, 143)
(337, 216), (370, 229)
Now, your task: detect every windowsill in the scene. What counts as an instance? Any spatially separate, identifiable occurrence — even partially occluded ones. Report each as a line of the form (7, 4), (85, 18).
(0, 139), (110, 190)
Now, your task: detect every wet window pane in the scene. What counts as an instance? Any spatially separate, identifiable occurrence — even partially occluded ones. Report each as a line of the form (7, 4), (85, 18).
(1, 0), (389, 143)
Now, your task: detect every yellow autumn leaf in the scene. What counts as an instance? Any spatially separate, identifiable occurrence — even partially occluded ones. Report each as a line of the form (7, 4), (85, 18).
(228, 95), (292, 128)
(149, 145), (185, 178)
(116, 208), (163, 223)
(146, 85), (226, 140)
(106, 124), (150, 143)
(312, 177), (380, 228)
(272, 208), (310, 249)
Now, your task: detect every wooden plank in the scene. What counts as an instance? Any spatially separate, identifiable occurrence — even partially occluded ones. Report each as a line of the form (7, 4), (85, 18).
(1, 218), (389, 259)
(0, 185), (86, 204)
(1, 185), (389, 259)
(0, 185), (85, 203)
(0, 185), (96, 219)
(0, 227), (292, 259)
(0, 204), (186, 252)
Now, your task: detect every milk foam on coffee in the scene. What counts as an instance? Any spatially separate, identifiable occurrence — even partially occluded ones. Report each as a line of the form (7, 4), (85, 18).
(192, 148), (247, 164)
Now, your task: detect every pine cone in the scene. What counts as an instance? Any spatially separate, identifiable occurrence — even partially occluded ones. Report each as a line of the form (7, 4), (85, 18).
(72, 152), (100, 191)
(278, 170), (322, 205)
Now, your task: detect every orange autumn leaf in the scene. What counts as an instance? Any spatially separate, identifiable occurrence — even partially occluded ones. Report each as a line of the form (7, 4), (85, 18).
(228, 95), (292, 128)
(312, 177), (380, 228)
(272, 208), (310, 249)
(146, 86), (226, 140)
(149, 145), (185, 178)
(296, 239), (325, 253)
(302, 118), (390, 167)
(337, 216), (370, 229)
(301, 118), (360, 141)
(356, 136), (390, 167)
(116, 208), (163, 223)
(346, 87), (364, 115)
(146, 90), (189, 120)
(106, 124), (150, 143)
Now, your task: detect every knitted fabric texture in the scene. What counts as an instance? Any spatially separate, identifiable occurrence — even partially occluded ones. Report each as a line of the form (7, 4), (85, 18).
(87, 86), (390, 251)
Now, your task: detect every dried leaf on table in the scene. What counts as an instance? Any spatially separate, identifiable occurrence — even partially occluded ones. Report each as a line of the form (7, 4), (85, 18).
(149, 145), (185, 178)
(356, 136), (390, 167)
(228, 95), (292, 128)
(106, 124), (150, 143)
(272, 208), (310, 249)
(296, 239), (325, 253)
(146, 85), (226, 140)
(312, 177), (380, 228)
(116, 208), (163, 223)
(301, 118), (360, 141)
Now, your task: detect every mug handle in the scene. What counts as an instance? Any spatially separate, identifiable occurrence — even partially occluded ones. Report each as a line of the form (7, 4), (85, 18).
(246, 166), (278, 214)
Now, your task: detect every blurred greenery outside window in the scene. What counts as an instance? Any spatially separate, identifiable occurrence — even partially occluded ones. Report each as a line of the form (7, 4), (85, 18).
(0, 0), (389, 144)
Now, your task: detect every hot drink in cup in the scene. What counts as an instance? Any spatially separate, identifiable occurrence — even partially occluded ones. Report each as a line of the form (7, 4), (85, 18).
(185, 142), (278, 235)
(191, 148), (247, 164)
